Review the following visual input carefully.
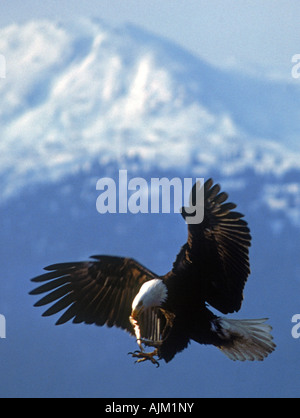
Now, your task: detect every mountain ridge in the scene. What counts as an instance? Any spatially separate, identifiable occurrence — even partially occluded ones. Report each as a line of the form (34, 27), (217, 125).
(0, 18), (300, 225)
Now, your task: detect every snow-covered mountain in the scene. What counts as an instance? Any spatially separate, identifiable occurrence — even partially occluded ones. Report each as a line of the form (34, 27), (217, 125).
(1, 18), (300, 225)
(1, 18), (300, 398)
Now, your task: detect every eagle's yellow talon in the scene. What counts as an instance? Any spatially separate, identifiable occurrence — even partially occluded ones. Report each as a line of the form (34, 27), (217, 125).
(129, 349), (160, 367)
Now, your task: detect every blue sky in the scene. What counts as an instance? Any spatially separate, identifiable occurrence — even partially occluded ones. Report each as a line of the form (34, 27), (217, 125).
(1, 0), (300, 78)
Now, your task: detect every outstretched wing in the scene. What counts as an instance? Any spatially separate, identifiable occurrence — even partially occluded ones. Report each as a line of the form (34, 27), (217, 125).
(170, 178), (251, 314)
(29, 255), (157, 333)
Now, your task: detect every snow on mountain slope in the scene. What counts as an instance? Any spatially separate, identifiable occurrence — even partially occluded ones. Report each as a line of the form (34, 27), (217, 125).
(0, 18), (300, 223)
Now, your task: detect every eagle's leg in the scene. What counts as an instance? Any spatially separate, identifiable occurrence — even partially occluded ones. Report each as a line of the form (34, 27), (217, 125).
(129, 349), (160, 368)
(139, 337), (162, 348)
(129, 315), (160, 366)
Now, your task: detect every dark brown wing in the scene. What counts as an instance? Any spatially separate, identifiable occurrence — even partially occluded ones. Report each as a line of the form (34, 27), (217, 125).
(171, 178), (251, 314)
(29, 255), (158, 333)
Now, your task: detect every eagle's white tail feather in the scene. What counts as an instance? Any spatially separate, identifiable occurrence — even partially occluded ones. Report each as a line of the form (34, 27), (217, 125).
(216, 318), (275, 361)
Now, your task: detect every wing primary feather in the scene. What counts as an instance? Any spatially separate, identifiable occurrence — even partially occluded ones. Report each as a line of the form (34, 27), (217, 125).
(44, 262), (84, 271)
(29, 277), (69, 295)
(31, 270), (72, 283)
(42, 293), (75, 317)
(207, 184), (221, 200)
(34, 284), (72, 307)
(55, 303), (78, 325)
(214, 192), (228, 204)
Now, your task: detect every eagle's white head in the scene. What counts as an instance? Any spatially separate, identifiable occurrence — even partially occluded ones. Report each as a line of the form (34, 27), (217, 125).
(131, 279), (168, 319)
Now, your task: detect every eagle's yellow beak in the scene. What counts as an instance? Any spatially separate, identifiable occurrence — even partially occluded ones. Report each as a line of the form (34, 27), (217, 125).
(131, 301), (144, 320)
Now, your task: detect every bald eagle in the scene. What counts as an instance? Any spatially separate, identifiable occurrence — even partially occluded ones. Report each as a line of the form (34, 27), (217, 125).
(30, 179), (275, 366)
